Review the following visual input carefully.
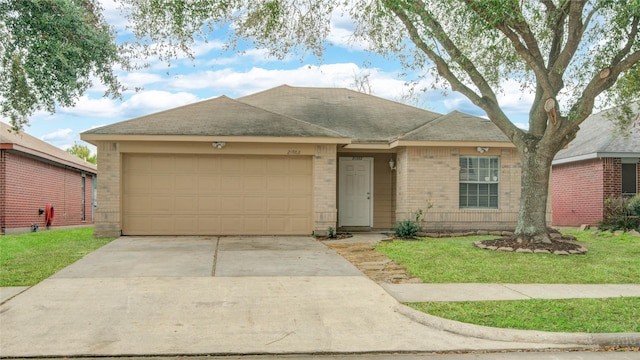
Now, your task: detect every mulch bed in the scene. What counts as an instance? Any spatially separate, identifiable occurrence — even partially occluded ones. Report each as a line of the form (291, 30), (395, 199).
(473, 237), (588, 255)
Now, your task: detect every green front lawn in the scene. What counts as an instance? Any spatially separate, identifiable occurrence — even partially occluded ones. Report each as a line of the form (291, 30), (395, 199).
(409, 297), (640, 333)
(377, 230), (640, 333)
(0, 228), (114, 286)
(376, 231), (640, 284)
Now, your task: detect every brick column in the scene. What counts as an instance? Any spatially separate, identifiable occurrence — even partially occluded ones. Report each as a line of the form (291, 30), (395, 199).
(94, 142), (121, 237)
(313, 145), (337, 234)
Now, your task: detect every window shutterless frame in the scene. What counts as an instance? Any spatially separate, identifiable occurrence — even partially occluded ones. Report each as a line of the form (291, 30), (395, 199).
(459, 156), (500, 209)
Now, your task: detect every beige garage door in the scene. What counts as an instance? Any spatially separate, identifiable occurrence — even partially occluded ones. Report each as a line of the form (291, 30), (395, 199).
(122, 154), (313, 235)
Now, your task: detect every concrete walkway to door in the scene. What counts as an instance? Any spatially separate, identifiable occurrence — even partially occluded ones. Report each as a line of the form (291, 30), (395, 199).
(1, 236), (587, 358)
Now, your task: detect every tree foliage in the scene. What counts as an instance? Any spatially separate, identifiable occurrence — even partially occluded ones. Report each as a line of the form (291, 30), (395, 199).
(0, 0), (124, 131)
(66, 143), (96, 164)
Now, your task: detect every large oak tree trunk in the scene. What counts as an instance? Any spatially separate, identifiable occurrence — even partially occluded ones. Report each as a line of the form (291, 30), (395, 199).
(513, 146), (555, 243)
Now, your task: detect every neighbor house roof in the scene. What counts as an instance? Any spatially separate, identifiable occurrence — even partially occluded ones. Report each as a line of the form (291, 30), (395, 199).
(83, 95), (350, 143)
(553, 105), (640, 165)
(0, 121), (97, 173)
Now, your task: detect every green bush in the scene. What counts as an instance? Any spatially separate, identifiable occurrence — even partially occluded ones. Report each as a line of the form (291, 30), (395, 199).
(627, 194), (640, 216)
(394, 219), (421, 239)
(599, 196), (640, 231)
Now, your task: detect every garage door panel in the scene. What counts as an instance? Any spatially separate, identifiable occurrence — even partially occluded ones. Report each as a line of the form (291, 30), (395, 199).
(198, 157), (219, 173)
(266, 158), (287, 174)
(125, 156), (150, 171)
(123, 215), (149, 234)
(151, 157), (175, 172)
(267, 197), (288, 212)
(220, 177), (243, 192)
(290, 197), (312, 211)
(266, 176), (288, 192)
(287, 217), (309, 234)
(123, 154), (313, 235)
(197, 175), (221, 193)
(288, 176), (312, 193)
(173, 216), (197, 234)
(244, 197), (266, 212)
(196, 217), (220, 233)
(175, 175), (196, 193)
(176, 157), (197, 172)
(244, 176), (266, 192)
(243, 158), (266, 173)
(220, 157), (242, 172)
(175, 197), (196, 212)
(151, 176), (174, 192)
(290, 157), (312, 172)
(126, 195), (152, 213)
(126, 174), (150, 193)
(216, 196), (243, 212)
(150, 216), (177, 233)
(150, 196), (175, 212)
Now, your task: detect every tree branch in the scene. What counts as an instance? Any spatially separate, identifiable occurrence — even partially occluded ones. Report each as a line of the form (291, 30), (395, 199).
(462, 0), (554, 97)
(385, 0), (522, 141)
(565, 50), (640, 138)
(550, 1), (587, 83)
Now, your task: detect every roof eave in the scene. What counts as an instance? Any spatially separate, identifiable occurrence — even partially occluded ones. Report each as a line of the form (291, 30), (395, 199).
(342, 143), (392, 150)
(553, 152), (640, 165)
(1, 143), (97, 173)
(391, 140), (515, 148)
(81, 133), (352, 145)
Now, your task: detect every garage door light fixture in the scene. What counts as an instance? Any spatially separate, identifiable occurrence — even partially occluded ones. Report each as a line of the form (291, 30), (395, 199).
(213, 141), (226, 149)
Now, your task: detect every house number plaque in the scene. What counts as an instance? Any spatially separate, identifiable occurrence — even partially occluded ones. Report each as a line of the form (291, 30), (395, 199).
(288, 149), (301, 155)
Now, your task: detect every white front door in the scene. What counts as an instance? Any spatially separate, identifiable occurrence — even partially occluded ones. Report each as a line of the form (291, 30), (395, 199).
(339, 157), (373, 227)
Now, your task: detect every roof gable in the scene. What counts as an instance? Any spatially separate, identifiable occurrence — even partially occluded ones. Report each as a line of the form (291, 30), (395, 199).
(1, 121), (97, 172)
(84, 95), (347, 139)
(399, 111), (509, 142)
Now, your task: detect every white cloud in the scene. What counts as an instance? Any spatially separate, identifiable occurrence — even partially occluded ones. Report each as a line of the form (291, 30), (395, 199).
(41, 128), (77, 150)
(327, 9), (368, 51)
(120, 72), (166, 89)
(120, 90), (200, 116)
(167, 63), (374, 95)
(100, 0), (131, 33)
(58, 96), (123, 118)
(41, 128), (74, 142)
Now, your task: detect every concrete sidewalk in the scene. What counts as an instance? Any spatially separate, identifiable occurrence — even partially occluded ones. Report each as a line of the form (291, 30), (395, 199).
(381, 283), (640, 302)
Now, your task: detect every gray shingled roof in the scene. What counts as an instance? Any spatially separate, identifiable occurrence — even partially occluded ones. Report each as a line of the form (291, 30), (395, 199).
(399, 110), (509, 142)
(238, 85), (443, 142)
(84, 95), (348, 138)
(83, 85), (512, 145)
(554, 105), (640, 164)
(1, 121), (97, 172)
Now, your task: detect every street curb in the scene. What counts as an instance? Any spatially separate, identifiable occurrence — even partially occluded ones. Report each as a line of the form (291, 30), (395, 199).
(395, 304), (640, 347)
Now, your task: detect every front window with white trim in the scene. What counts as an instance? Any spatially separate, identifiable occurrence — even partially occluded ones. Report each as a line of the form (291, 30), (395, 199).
(459, 156), (499, 208)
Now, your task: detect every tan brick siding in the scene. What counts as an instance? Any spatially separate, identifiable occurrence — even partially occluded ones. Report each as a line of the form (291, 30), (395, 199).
(396, 147), (524, 231)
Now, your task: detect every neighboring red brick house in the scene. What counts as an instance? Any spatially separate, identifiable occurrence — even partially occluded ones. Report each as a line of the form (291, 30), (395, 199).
(1, 121), (97, 234)
(552, 106), (640, 227)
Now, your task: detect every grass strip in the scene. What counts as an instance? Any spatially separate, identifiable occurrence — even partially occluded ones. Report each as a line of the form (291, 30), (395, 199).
(0, 228), (114, 286)
(408, 297), (640, 333)
(376, 231), (640, 284)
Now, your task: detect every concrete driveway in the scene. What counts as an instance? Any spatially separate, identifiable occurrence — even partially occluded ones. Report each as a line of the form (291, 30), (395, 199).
(0, 236), (583, 357)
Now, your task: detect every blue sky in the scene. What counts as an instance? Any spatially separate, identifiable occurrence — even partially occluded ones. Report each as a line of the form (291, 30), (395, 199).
(24, 0), (534, 153)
